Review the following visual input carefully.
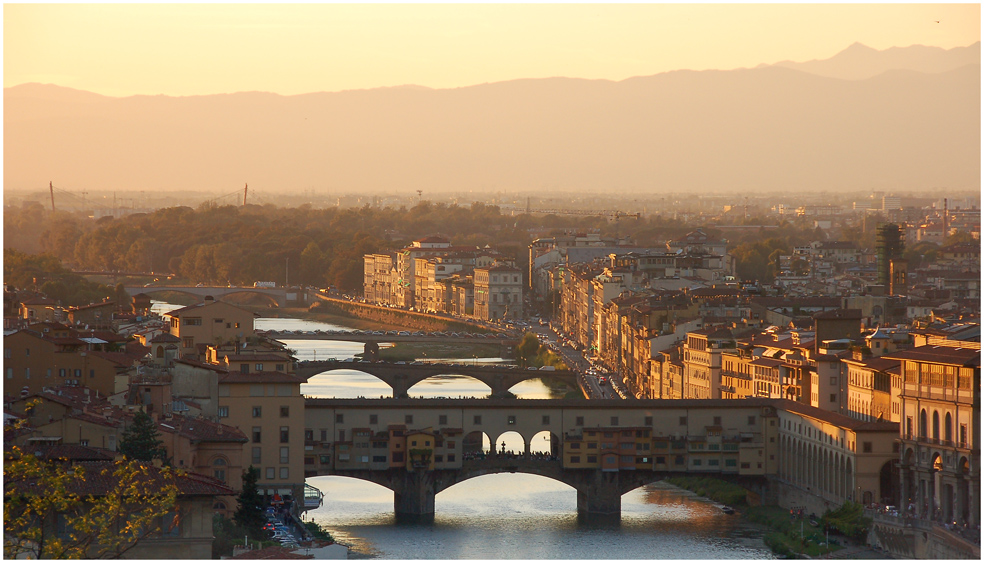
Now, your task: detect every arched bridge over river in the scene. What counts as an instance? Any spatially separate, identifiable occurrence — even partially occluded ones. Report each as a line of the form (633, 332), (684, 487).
(303, 398), (780, 520)
(297, 361), (578, 398)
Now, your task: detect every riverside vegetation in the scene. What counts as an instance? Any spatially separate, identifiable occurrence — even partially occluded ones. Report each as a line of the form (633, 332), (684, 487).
(665, 476), (871, 558)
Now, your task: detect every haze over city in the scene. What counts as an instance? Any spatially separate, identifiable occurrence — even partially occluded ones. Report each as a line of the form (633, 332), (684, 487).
(3, 4), (980, 198)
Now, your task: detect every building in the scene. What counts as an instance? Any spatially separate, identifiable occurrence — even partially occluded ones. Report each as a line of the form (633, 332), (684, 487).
(164, 297), (255, 358)
(473, 264), (523, 321)
(888, 344), (980, 528)
(216, 369), (308, 503)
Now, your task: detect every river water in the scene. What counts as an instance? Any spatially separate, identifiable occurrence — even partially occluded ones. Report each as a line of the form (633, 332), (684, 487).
(153, 302), (773, 559)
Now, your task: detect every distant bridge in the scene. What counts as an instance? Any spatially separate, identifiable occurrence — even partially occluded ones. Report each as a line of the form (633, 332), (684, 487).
(297, 360), (578, 398)
(123, 285), (291, 307)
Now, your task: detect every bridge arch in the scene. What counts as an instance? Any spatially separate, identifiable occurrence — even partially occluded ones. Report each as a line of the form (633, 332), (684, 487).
(406, 373), (492, 398)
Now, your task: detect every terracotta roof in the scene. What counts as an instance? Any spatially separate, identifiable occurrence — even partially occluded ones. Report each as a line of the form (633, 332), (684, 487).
(223, 354), (291, 362)
(149, 333), (181, 343)
(814, 308), (863, 320)
(174, 358), (230, 373)
(882, 345), (980, 367)
(25, 444), (116, 462)
(89, 349), (147, 367)
(841, 356), (901, 372)
(158, 415), (248, 443)
(218, 371), (307, 384)
(56, 462), (236, 496)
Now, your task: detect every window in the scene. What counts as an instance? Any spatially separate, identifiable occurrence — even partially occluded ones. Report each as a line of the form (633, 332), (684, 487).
(304, 429), (313, 441)
(252, 447), (262, 464)
(570, 442), (581, 449)
(645, 416), (653, 426)
(241, 364), (250, 374)
(265, 467), (275, 479)
(280, 406), (289, 417)
(679, 416), (687, 426)
(542, 415), (550, 425)
(508, 415), (516, 425)
(335, 413), (345, 423)
(448, 454), (456, 463)
(439, 415), (448, 425)
(252, 427), (261, 442)
(447, 441), (455, 449)
(370, 414), (378, 424)
(24, 368), (30, 379)
(185, 317), (202, 326)
(830, 393), (838, 403)
(713, 416), (722, 425)
(474, 415), (482, 424)
(280, 447), (290, 463)
(255, 363), (264, 372)
(373, 455), (387, 463)
(748, 415), (756, 426)
(5, 368), (11, 379)
(182, 336), (194, 348)
(218, 406), (229, 418)
(611, 416), (619, 426)
(830, 376), (837, 385)
(252, 406), (262, 418)
(570, 456), (581, 464)
(250, 385), (264, 397)
(576, 416), (584, 426)
(405, 415), (413, 424)
(280, 426), (289, 443)
(3, 348), (9, 358)
(276, 364), (285, 372)
(725, 458), (737, 467)
(862, 442), (872, 453)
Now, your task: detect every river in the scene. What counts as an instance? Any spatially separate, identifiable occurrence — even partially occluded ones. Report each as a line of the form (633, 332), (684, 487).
(152, 301), (773, 559)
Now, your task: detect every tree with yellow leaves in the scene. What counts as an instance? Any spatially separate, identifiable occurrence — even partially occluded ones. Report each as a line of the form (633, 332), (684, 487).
(3, 445), (180, 559)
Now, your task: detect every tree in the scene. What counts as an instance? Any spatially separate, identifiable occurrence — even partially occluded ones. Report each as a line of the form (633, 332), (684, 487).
(516, 332), (541, 368)
(3, 447), (179, 559)
(233, 466), (266, 540)
(118, 411), (168, 464)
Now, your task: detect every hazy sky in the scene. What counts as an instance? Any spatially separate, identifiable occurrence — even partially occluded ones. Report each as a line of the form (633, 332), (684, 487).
(4, 3), (980, 97)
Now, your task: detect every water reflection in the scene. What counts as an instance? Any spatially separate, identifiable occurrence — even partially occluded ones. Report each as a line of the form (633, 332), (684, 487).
(306, 475), (773, 560)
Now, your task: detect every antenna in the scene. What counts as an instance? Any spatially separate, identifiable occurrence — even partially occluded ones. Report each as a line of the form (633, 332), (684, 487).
(244, 183), (248, 206)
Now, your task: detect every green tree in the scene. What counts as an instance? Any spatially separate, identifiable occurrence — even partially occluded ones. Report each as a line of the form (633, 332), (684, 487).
(233, 466), (266, 540)
(516, 332), (541, 368)
(3, 446), (179, 559)
(118, 411), (168, 464)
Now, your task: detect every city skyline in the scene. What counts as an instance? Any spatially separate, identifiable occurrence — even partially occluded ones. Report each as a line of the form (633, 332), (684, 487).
(5, 4), (980, 97)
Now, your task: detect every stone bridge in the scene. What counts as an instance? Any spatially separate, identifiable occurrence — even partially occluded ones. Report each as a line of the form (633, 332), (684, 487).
(297, 361), (578, 398)
(124, 285), (292, 307)
(312, 456), (759, 522)
(303, 398), (780, 520)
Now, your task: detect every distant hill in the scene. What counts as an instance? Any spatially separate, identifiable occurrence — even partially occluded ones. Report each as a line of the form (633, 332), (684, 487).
(4, 42), (979, 195)
(767, 41), (981, 80)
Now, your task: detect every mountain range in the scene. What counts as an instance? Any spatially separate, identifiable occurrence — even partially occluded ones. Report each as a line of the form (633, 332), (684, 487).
(4, 42), (979, 196)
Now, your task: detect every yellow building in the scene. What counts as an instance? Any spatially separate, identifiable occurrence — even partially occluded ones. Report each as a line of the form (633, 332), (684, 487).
(164, 298), (255, 358)
(217, 369), (306, 503)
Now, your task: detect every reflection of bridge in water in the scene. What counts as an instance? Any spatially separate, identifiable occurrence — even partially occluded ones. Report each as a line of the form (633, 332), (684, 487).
(298, 361), (578, 398)
(303, 398), (778, 521)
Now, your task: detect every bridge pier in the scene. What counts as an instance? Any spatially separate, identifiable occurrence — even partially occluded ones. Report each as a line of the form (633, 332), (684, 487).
(489, 374), (512, 399)
(393, 470), (437, 523)
(576, 471), (622, 519)
(392, 375), (410, 399)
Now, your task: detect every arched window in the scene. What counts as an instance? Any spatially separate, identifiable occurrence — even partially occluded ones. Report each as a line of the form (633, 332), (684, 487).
(932, 411), (940, 441)
(212, 457), (228, 483)
(156, 346), (164, 358)
(919, 409), (928, 437)
(944, 412), (953, 443)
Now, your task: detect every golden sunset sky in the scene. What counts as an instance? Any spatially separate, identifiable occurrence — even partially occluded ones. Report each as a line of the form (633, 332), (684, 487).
(4, 3), (981, 97)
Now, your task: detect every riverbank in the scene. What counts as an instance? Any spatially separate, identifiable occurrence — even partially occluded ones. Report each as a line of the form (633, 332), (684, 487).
(663, 476), (866, 559)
